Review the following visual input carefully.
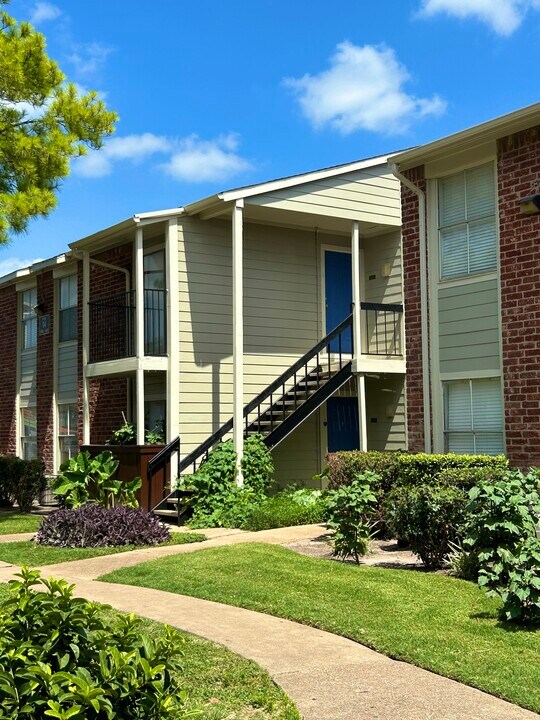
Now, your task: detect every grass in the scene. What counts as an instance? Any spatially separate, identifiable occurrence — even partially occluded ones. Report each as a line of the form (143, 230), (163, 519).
(241, 493), (325, 531)
(0, 532), (205, 566)
(101, 542), (540, 714)
(0, 584), (299, 720)
(0, 512), (42, 534)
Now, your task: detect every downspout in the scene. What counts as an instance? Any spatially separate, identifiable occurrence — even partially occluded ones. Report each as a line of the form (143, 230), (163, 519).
(389, 163), (432, 453)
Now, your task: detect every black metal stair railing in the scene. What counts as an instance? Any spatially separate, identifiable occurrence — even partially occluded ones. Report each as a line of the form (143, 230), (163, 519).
(151, 314), (353, 512)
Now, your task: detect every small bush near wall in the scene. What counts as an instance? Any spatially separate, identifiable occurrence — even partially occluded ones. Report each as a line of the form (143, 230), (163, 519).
(383, 484), (468, 569)
(0, 456), (47, 512)
(36, 504), (171, 548)
(0, 567), (192, 718)
(241, 488), (325, 531)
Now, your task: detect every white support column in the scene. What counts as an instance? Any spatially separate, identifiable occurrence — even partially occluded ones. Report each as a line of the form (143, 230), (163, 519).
(351, 221), (368, 452)
(134, 226), (145, 445)
(351, 221), (362, 358)
(232, 199), (244, 486)
(166, 217), (180, 442)
(82, 251), (90, 445)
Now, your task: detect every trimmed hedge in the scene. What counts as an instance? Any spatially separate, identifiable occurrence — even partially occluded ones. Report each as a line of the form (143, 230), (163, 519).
(325, 451), (509, 493)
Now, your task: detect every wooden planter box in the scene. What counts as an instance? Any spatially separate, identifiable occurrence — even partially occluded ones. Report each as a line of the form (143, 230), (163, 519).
(81, 444), (168, 511)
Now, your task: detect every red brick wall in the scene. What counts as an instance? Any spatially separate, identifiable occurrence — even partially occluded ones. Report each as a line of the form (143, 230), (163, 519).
(498, 126), (540, 468)
(0, 284), (18, 455)
(36, 271), (54, 473)
(401, 165), (429, 452)
(79, 243), (133, 445)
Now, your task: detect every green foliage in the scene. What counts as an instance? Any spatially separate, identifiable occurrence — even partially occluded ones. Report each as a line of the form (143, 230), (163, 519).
(464, 470), (540, 623)
(0, 4), (117, 243)
(145, 419), (165, 446)
(0, 567), (197, 719)
(0, 456), (46, 512)
(241, 434), (274, 494)
(383, 484), (468, 569)
(106, 421), (136, 446)
(325, 473), (378, 563)
(446, 540), (480, 581)
(241, 488), (326, 531)
(183, 437), (275, 529)
(53, 451), (141, 509)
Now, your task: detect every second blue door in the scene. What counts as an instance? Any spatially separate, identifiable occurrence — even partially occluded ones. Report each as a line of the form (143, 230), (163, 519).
(325, 250), (352, 352)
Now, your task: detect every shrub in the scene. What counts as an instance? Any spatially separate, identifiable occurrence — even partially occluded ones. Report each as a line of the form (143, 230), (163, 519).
(36, 504), (171, 548)
(325, 451), (509, 492)
(446, 540), (481, 581)
(7, 458), (47, 513)
(53, 450), (141, 509)
(184, 437), (274, 528)
(464, 470), (540, 622)
(241, 489), (326, 531)
(325, 473), (378, 563)
(0, 567), (194, 719)
(383, 484), (468, 569)
(241, 434), (274, 494)
(0, 455), (15, 507)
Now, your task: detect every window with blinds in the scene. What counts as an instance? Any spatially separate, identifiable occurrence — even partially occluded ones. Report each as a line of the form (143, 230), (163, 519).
(59, 275), (77, 342)
(444, 378), (504, 455)
(21, 288), (37, 350)
(438, 163), (497, 280)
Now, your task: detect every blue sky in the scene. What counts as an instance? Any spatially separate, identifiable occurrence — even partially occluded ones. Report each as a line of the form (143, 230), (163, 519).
(2, 0), (540, 275)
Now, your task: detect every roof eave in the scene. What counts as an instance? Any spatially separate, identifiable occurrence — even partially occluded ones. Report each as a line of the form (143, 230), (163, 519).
(392, 102), (540, 170)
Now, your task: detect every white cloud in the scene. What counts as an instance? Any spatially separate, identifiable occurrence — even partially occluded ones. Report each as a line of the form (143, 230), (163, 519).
(74, 131), (253, 183)
(68, 42), (112, 77)
(419, 0), (540, 35)
(0, 257), (44, 278)
(284, 42), (446, 135)
(74, 133), (172, 178)
(30, 2), (61, 25)
(161, 134), (253, 182)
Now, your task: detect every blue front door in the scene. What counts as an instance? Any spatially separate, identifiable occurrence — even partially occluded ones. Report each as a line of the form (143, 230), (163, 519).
(325, 250), (352, 352)
(327, 397), (360, 452)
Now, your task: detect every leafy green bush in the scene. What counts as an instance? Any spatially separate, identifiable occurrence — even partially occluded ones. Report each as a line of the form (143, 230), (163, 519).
(325, 451), (509, 492)
(464, 470), (540, 622)
(53, 451), (141, 509)
(7, 458), (47, 513)
(325, 473), (378, 563)
(241, 434), (274, 494)
(383, 484), (468, 569)
(0, 455), (15, 507)
(241, 489), (325, 531)
(0, 567), (196, 719)
(183, 436), (275, 528)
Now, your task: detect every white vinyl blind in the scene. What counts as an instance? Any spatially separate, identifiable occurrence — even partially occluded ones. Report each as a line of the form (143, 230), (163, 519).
(438, 163), (497, 280)
(444, 378), (504, 454)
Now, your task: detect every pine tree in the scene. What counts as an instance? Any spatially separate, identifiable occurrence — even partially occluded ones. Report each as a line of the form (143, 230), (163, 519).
(0, 1), (117, 243)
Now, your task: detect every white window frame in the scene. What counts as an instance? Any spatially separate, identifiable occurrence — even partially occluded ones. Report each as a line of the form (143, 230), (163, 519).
(57, 402), (78, 466)
(58, 275), (78, 343)
(443, 377), (505, 455)
(20, 406), (38, 460)
(438, 163), (497, 282)
(21, 288), (38, 350)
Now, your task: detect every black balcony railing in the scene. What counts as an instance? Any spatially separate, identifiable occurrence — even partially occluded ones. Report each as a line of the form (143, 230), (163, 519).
(89, 290), (135, 363)
(144, 288), (167, 356)
(88, 288), (167, 363)
(361, 302), (403, 357)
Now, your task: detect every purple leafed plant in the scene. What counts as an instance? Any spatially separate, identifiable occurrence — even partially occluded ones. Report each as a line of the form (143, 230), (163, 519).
(35, 504), (171, 548)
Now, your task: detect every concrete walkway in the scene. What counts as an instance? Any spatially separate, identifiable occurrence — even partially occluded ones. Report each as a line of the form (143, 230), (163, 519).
(0, 525), (538, 719)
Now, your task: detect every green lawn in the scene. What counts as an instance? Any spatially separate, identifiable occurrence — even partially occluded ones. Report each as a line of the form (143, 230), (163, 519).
(101, 542), (540, 714)
(0, 532), (205, 566)
(0, 513), (42, 534)
(0, 584), (299, 720)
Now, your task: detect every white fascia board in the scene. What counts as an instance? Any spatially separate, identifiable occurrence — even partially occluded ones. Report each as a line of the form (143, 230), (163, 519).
(219, 154), (398, 202)
(135, 207), (184, 221)
(0, 253), (70, 289)
(393, 102), (540, 169)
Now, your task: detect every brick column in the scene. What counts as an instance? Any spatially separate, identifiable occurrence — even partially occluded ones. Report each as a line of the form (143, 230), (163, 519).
(36, 271), (55, 473)
(0, 285), (18, 455)
(401, 165), (429, 452)
(498, 126), (540, 468)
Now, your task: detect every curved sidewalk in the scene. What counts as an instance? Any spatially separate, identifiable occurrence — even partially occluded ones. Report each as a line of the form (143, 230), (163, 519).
(0, 526), (538, 719)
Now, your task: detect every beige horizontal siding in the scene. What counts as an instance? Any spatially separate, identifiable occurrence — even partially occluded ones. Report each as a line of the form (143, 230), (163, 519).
(177, 217), (322, 483)
(438, 279), (500, 374)
(247, 168), (401, 226)
(20, 349), (36, 407)
(57, 341), (77, 403)
(365, 375), (406, 451)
